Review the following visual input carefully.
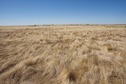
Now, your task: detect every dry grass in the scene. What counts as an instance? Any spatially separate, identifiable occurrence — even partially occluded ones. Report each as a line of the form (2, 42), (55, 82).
(0, 25), (126, 84)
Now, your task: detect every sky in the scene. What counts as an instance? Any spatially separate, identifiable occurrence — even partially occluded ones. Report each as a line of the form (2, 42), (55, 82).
(0, 0), (126, 25)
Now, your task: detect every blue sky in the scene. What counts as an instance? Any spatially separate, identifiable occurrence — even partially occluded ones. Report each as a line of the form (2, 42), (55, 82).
(0, 0), (126, 25)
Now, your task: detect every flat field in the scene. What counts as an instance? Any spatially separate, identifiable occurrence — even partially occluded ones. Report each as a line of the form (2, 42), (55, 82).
(0, 25), (126, 84)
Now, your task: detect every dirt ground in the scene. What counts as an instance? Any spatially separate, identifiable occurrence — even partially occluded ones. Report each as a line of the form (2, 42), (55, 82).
(0, 25), (126, 84)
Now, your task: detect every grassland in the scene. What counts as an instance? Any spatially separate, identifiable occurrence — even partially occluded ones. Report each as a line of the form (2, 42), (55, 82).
(0, 25), (126, 84)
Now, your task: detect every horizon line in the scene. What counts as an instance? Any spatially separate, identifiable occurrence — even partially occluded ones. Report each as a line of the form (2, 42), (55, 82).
(0, 24), (126, 26)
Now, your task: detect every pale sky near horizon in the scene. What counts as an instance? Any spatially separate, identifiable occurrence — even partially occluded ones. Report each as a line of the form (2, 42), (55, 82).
(0, 0), (126, 25)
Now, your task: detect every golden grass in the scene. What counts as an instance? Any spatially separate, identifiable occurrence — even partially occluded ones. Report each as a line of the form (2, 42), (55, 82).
(0, 25), (126, 84)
